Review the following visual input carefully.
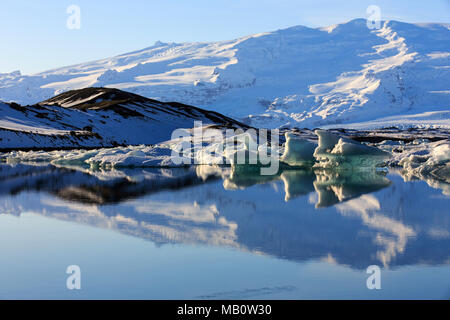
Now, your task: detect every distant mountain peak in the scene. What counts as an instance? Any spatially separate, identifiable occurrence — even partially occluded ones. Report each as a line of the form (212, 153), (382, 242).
(1, 20), (449, 129)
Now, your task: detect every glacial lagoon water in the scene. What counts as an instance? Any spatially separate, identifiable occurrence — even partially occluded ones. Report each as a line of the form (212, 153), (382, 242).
(0, 163), (449, 299)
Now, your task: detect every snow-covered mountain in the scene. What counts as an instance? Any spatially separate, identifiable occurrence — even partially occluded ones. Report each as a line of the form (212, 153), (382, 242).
(0, 87), (247, 149)
(0, 19), (449, 128)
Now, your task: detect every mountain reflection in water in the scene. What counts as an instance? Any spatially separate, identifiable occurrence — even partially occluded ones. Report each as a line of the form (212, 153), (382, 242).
(0, 163), (449, 270)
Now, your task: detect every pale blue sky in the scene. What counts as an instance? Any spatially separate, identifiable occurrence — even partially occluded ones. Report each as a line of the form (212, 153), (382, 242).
(1, 0), (449, 74)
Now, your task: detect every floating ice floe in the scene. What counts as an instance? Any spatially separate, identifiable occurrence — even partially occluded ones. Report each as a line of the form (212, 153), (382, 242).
(85, 146), (178, 168)
(280, 132), (317, 167)
(313, 130), (390, 168)
(0, 129), (392, 171)
(5, 128), (449, 189)
(398, 141), (449, 176)
(2, 125), (449, 198)
(2, 150), (55, 166)
(392, 140), (450, 194)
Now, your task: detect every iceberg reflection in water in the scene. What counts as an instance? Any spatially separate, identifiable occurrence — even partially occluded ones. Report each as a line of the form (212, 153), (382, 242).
(0, 163), (449, 299)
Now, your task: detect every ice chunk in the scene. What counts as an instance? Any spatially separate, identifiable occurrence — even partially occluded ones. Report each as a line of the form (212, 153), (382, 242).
(398, 141), (450, 175)
(398, 140), (450, 194)
(314, 130), (341, 155)
(314, 130), (390, 168)
(46, 145), (184, 169)
(2, 150), (55, 165)
(280, 133), (317, 167)
(330, 138), (390, 156)
(430, 143), (450, 164)
(84, 146), (180, 168)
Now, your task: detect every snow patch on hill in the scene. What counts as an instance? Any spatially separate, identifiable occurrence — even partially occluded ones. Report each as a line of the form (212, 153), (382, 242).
(0, 88), (248, 149)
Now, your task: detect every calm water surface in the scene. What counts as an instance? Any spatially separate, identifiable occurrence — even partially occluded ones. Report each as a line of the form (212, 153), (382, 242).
(0, 163), (449, 299)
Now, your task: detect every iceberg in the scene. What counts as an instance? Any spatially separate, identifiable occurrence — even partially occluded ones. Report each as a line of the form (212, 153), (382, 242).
(399, 141), (450, 177)
(48, 146), (180, 169)
(278, 130), (390, 169)
(313, 130), (390, 168)
(280, 132), (317, 167)
(397, 140), (450, 194)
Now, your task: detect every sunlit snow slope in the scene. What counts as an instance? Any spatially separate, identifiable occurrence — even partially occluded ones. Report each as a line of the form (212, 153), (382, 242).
(1, 19), (449, 128)
(0, 87), (247, 149)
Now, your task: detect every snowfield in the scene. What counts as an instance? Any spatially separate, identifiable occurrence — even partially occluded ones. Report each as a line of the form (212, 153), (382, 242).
(1, 19), (449, 129)
(0, 88), (248, 149)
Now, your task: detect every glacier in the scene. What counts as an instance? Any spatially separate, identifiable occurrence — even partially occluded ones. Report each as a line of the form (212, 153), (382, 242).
(0, 19), (448, 129)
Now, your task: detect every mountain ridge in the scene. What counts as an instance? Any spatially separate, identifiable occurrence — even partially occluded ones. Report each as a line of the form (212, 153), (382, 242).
(0, 19), (449, 128)
(0, 87), (249, 149)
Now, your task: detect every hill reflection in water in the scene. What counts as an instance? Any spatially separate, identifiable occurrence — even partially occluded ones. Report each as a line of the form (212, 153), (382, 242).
(0, 163), (448, 270)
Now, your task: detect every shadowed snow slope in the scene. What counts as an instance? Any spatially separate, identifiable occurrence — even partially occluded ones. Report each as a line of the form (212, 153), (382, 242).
(0, 87), (248, 149)
(0, 19), (449, 128)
